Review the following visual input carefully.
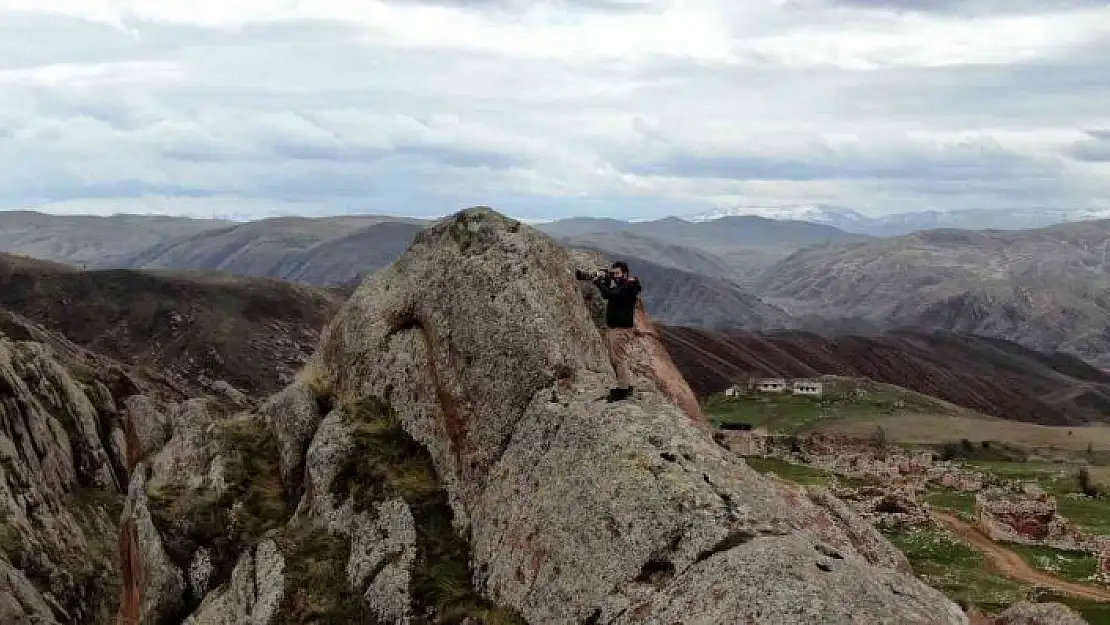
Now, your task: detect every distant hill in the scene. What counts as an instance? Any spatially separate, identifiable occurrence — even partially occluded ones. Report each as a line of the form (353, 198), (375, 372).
(660, 325), (1110, 426)
(0, 211), (231, 267)
(541, 214), (869, 283)
(687, 205), (1108, 236)
(1, 209), (866, 288)
(756, 221), (1110, 369)
(0, 252), (342, 397)
(560, 231), (737, 279)
(120, 216), (426, 286)
(573, 247), (796, 330)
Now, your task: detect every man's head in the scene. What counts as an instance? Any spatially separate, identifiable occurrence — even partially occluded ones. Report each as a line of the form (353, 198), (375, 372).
(610, 261), (629, 280)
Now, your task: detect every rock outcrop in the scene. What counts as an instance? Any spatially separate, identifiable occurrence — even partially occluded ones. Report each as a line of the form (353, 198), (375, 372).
(992, 601), (1089, 625)
(0, 313), (172, 624)
(104, 207), (975, 624)
(294, 207), (969, 624)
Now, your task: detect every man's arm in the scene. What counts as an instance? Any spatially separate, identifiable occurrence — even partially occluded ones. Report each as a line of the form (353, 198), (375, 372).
(594, 276), (617, 299)
(596, 277), (640, 299)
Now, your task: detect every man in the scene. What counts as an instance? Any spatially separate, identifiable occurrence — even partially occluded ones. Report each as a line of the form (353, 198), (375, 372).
(577, 261), (641, 401)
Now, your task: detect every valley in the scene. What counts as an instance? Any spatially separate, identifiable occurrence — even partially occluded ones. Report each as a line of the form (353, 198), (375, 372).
(703, 381), (1110, 623)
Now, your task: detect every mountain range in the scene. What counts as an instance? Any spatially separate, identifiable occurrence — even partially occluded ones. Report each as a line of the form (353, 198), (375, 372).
(686, 205), (1110, 237)
(7, 206), (1110, 375)
(757, 221), (1110, 368)
(0, 210), (856, 330)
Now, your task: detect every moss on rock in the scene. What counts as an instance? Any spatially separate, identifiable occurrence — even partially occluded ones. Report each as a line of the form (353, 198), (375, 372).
(0, 521), (21, 560)
(147, 417), (287, 613)
(334, 396), (526, 624)
(273, 522), (382, 624)
(0, 498), (122, 625)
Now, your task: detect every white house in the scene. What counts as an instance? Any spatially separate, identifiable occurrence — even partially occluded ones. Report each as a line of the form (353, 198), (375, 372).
(751, 378), (787, 393)
(792, 380), (824, 397)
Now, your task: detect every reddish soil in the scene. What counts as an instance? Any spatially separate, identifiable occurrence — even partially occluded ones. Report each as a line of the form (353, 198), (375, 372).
(659, 326), (1110, 426)
(933, 511), (1110, 603)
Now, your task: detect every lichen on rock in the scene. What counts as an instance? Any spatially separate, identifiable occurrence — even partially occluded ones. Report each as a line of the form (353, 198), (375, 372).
(295, 393), (526, 624)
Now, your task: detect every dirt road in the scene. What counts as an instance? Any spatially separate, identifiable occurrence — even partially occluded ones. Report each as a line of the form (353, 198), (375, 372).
(932, 511), (1110, 603)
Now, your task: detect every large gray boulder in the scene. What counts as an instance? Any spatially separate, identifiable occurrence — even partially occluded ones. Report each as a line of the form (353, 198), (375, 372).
(305, 207), (970, 624)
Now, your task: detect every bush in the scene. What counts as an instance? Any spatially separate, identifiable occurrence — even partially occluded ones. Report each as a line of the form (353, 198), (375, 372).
(1078, 466), (1105, 499)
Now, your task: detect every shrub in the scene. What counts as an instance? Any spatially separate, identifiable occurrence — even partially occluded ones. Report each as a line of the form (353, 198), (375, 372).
(1078, 466), (1105, 499)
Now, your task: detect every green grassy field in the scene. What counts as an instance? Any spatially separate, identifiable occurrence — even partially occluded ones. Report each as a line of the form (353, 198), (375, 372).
(880, 525), (1025, 609)
(703, 387), (932, 434)
(1008, 543), (1100, 585)
(880, 525), (1110, 623)
(924, 489), (977, 516)
(742, 457), (838, 486)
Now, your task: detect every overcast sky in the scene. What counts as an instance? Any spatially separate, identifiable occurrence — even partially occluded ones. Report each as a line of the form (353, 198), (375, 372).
(1, 0), (1108, 221)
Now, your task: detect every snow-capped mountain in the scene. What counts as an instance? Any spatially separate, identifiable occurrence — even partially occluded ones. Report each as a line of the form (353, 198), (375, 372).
(686, 205), (1110, 237)
(687, 205), (870, 232)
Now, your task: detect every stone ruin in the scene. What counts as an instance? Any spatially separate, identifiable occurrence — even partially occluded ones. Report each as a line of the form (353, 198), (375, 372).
(1099, 548), (1110, 582)
(763, 432), (986, 495)
(713, 426), (769, 456)
(831, 484), (932, 529)
(975, 487), (1102, 553)
(938, 471), (985, 493)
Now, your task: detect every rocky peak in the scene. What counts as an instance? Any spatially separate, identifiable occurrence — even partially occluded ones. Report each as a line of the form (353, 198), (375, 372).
(294, 206), (970, 623)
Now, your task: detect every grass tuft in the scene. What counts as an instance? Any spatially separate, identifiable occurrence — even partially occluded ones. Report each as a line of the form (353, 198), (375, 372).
(273, 522), (380, 624)
(147, 418), (287, 615)
(331, 395), (526, 624)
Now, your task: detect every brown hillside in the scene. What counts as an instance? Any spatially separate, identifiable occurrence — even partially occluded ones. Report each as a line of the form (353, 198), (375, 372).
(0, 252), (342, 398)
(660, 325), (1110, 426)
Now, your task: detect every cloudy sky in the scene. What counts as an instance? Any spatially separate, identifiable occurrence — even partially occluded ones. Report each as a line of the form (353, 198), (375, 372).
(2, 0), (1108, 221)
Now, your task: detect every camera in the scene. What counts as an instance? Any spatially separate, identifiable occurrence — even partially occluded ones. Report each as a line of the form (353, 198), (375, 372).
(575, 268), (608, 281)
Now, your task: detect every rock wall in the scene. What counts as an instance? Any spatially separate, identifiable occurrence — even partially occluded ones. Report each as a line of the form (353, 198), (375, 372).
(975, 490), (1099, 552)
(0, 314), (171, 624)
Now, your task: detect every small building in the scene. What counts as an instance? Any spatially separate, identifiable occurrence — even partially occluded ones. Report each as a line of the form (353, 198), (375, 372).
(792, 380), (824, 397)
(751, 378), (787, 393)
(724, 385), (744, 397)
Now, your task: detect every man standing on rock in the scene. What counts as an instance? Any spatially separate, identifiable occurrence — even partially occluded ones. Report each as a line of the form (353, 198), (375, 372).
(577, 261), (641, 402)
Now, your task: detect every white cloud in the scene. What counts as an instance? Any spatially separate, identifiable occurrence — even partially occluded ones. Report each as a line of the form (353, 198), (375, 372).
(0, 0), (1108, 221)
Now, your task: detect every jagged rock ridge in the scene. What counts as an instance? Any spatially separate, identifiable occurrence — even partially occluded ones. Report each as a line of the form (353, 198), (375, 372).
(0, 311), (196, 624)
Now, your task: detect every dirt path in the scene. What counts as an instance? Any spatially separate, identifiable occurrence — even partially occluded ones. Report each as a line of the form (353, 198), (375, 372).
(932, 511), (1110, 603)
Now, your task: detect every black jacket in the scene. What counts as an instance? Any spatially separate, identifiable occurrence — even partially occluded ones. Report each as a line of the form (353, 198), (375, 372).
(596, 276), (641, 328)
